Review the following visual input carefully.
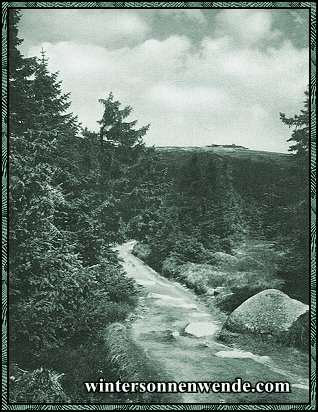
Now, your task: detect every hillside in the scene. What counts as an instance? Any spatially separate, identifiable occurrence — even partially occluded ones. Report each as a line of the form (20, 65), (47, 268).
(8, 8), (310, 405)
(155, 145), (290, 160)
(132, 144), (309, 309)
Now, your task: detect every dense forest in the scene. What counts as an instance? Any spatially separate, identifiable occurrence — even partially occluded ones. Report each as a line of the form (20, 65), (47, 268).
(8, 10), (310, 403)
(133, 143), (310, 309)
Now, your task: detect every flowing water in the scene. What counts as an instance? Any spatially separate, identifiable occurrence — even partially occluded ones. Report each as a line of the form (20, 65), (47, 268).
(115, 241), (309, 404)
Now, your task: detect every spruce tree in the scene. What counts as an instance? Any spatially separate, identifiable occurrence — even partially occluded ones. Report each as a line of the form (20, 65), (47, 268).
(275, 89), (310, 303)
(9, 12), (137, 364)
(9, 13), (84, 357)
(280, 89), (310, 157)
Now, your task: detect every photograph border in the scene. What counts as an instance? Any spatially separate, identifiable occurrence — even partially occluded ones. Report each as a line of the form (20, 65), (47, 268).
(2, 2), (316, 410)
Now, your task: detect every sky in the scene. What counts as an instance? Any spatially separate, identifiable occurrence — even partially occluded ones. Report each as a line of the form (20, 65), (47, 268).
(17, 8), (309, 152)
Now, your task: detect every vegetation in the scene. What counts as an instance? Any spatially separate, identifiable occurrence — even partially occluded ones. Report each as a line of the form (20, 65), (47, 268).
(276, 90), (310, 303)
(9, 366), (69, 403)
(9, 10), (153, 402)
(133, 113), (310, 310)
(103, 323), (181, 403)
(280, 90), (310, 157)
(8, 9), (310, 402)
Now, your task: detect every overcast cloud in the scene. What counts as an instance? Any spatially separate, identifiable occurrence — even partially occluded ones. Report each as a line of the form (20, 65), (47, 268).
(18, 8), (309, 152)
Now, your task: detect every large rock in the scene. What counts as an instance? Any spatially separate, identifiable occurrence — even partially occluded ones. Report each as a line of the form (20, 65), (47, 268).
(222, 289), (309, 345)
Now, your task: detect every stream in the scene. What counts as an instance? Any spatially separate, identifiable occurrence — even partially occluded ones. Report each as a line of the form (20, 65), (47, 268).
(115, 241), (309, 404)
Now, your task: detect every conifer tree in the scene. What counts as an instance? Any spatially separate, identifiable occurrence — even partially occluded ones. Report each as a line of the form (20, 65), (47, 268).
(275, 89), (310, 303)
(9, 12), (137, 363)
(280, 89), (310, 157)
(93, 93), (151, 239)
(9, 12), (84, 356)
(9, 10), (37, 136)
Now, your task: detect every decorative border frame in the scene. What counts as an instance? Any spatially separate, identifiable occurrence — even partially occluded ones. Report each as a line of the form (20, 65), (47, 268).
(2, 2), (316, 410)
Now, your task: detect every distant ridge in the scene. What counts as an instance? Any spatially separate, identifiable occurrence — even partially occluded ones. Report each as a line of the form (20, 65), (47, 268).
(207, 143), (249, 150)
(153, 146), (288, 157)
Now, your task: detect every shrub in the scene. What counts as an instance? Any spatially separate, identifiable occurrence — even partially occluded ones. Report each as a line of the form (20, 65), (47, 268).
(38, 338), (119, 402)
(286, 312), (309, 351)
(176, 263), (225, 294)
(98, 261), (138, 306)
(216, 286), (260, 313)
(216, 271), (284, 313)
(161, 254), (183, 278)
(10, 258), (138, 363)
(9, 365), (69, 403)
(132, 242), (151, 262)
(170, 235), (206, 263)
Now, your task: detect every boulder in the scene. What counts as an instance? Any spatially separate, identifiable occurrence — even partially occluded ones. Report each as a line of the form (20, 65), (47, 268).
(222, 289), (309, 346)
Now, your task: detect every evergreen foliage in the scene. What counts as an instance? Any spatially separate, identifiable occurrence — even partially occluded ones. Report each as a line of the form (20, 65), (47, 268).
(275, 90), (310, 303)
(9, 10), (139, 386)
(280, 90), (310, 157)
(8, 9), (310, 402)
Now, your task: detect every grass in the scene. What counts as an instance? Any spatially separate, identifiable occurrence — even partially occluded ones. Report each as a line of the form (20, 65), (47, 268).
(157, 239), (284, 313)
(133, 239), (285, 312)
(103, 322), (182, 403)
(215, 331), (309, 382)
(10, 321), (181, 404)
(133, 239), (309, 354)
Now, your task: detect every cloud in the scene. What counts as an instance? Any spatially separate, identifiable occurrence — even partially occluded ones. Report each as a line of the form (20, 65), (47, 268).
(21, 11), (308, 152)
(215, 9), (281, 46)
(163, 9), (207, 24)
(147, 84), (228, 109)
(19, 9), (150, 48)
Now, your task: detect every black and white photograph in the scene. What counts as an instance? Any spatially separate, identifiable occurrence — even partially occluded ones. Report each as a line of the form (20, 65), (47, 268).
(5, 3), (315, 408)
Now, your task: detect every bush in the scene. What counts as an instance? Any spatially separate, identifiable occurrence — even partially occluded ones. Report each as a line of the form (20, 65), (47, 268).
(176, 263), (225, 294)
(170, 235), (207, 263)
(132, 242), (151, 262)
(287, 312), (309, 351)
(98, 261), (138, 306)
(216, 286), (261, 313)
(144, 230), (212, 272)
(216, 271), (284, 313)
(10, 258), (138, 363)
(38, 338), (119, 402)
(9, 365), (69, 403)
(161, 254), (183, 278)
